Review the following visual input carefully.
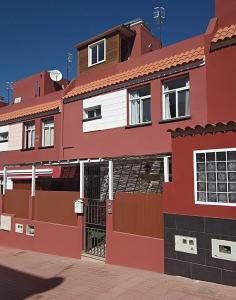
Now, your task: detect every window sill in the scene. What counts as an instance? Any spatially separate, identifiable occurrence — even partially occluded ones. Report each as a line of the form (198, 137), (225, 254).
(88, 59), (106, 68)
(38, 145), (54, 149)
(0, 140), (8, 144)
(21, 147), (35, 151)
(125, 121), (152, 129)
(82, 116), (102, 122)
(159, 115), (191, 124)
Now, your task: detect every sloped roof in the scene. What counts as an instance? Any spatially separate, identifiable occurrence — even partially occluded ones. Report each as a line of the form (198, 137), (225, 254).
(0, 100), (60, 123)
(64, 46), (204, 100)
(211, 24), (236, 43)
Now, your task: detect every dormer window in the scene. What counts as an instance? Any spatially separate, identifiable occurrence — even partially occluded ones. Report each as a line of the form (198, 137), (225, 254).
(88, 39), (106, 67)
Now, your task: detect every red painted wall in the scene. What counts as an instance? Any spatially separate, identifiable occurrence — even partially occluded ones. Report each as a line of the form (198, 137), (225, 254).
(163, 131), (236, 219)
(63, 67), (207, 159)
(106, 208), (164, 273)
(0, 113), (62, 168)
(215, 0), (236, 27)
(0, 216), (83, 259)
(206, 46), (236, 124)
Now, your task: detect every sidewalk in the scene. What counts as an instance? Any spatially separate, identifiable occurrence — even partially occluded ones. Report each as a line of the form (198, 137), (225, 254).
(0, 246), (235, 300)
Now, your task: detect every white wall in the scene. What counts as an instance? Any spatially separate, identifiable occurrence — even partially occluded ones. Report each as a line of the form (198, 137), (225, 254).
(8, 123), (23, 151)
(83, 89), (127, 132)
(0, 125), (9, 152)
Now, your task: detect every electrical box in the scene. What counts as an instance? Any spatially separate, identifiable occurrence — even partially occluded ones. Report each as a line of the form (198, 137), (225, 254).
(15, 223), (24, 234)
(74, 199), (84, 214)
(26, 225), (35, 236)
(175, 235), (197, 255)
(0, 215), (12, 231)
(212, 239), (236, 262)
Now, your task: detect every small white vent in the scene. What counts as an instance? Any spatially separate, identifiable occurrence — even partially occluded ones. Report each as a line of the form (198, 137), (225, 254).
(14, 97), (22, 104)
(212, 239), (236, 261)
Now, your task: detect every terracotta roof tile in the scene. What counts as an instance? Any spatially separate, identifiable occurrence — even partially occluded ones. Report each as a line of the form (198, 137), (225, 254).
(211, 24), (236, 43)
(0, 100), (61, 123)
(64, 47), (204, 99)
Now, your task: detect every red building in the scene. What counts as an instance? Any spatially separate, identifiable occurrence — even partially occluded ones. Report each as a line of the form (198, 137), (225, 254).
(0, 0), (235, 286)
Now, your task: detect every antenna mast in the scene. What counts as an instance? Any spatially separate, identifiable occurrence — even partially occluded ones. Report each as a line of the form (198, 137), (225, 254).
(6, 82), (13, 104)
(153, 6), (165, 46)
(66, 53), (73, 84)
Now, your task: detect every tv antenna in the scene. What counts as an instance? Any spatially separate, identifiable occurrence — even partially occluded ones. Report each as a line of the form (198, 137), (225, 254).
(6, 82), (13, 104)
(66, 53), (73, 84)
(153, 6), (165, 46)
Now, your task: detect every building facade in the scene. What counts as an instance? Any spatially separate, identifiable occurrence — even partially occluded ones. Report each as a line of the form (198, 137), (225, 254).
(0, 0), (235, 286)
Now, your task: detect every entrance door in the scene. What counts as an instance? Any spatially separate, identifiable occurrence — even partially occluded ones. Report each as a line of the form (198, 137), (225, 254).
(84, 164), (107, 258)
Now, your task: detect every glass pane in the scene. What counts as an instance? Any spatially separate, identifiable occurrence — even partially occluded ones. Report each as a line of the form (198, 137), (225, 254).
(87, 110), (95, 118)
(95, 108), (101, 116)
(197, 163), (205, 171)
(206, 162), (216, 171)
(51, 127), (54, 146)
(229, 193), (236, 203)
(216, 152), (226, 161)
(207, 172), (216, 181)
(206, 152), (215, 161)
(198, 192), (206, 202)
(196, 153), (205, 162)
(228, 162), (236, 171)
(228, 183), (236, 192)
(31, 130), (35, 148)
(168, 93), (176, 118)
(218, 193), (228, 203)
(228, 172), (236, 182)
(197, 182), (206, 191)
(197, 172), (206, 181)
(130, 90), (140, 100)
(207, 193), (217, 202)
(131, 100), (140, 124)
(164, 77), (188, 91)
(98, 42), (104, 61)
(142, 98), (151, 122)
(139, 86), (150, 97)
(217, 183), (227, 192)
(44, 128), (50, 147)
(91, 46), (97, 64)
(207, 182), (216, 192)
(178, 90), (189, 117)
(217, 172), (227, 182)
(227, 151), (236, 161)
(217, 162), (226, 171)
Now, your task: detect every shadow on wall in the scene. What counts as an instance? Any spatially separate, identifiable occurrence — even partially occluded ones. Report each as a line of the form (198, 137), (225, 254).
(0, 263), (64, 300)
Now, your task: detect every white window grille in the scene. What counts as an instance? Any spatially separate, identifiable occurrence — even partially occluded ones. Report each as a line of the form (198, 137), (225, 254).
(42, 119), (54, 147)
(88, 39), (106, 66)
(24, 122), (35, 149)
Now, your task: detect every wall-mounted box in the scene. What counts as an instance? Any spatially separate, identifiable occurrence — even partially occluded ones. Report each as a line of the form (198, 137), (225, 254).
(0, 215), (12, 231)
(26, 225), (35, 236)
(175, 235), (197, 255)
(212, 239), (236, 262)
(15, 223), (23, 234)
(74, 199), (84, 214)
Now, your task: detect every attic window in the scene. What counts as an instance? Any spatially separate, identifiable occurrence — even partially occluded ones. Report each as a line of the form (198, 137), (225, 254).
(88, 39), (106, 67)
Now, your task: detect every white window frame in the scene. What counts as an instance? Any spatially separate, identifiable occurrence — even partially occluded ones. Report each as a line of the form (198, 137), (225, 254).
(84, 105), (101, 120)
(24, 122), (35, 149)
(193, 147), (236, 207)
(42, 118), (54, 147)
(162, 76), (190, 120)
(88, 39), (106, 67)
(129, 86), (151, 125)
(0, 132), (8, 143)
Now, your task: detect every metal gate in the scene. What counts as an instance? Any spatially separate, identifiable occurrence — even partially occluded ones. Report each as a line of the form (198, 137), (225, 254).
(84, 164), (107, 258)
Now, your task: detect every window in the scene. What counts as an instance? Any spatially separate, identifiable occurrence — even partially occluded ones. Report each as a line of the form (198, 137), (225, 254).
(42, 119), (54, 147)
(129, 85), (151, 125)
(24, 122), (35, 149)
(163, 76), (190, 120)
(194, 148), (236, 206)
(0, 132), (8, 143)
(84, 106), (101, 120)
(88, 39), (106, 66)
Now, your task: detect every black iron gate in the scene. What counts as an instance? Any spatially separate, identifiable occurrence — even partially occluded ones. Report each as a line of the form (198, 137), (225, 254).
(84, 164), (107, 258)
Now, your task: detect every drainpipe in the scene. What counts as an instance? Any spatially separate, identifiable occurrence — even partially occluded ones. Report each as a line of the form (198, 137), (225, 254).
(3, 166), (7, 195)
(31, 165), (36, 197)
(109, 160), (113, 200)
(80, 161), (85, 199)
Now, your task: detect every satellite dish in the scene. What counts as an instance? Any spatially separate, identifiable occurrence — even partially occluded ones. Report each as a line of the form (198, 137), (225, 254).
(49, 70), (63, 82)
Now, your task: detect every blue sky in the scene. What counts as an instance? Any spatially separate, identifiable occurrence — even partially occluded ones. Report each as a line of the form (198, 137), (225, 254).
(0, 0), (214, 101)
